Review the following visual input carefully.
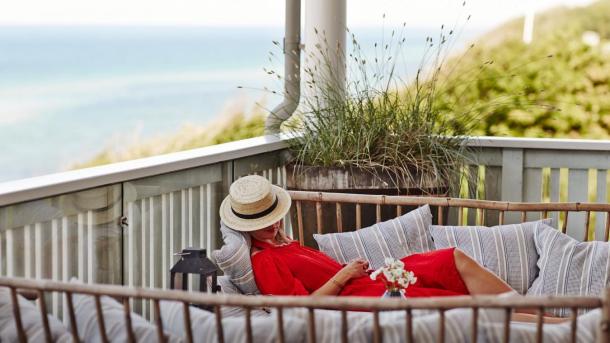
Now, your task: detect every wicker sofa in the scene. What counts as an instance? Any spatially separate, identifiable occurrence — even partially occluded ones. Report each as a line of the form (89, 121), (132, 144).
(2, 191), (610, 343)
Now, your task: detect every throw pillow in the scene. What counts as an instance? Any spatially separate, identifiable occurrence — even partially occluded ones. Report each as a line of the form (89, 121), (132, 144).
(0, 287), (71, 343)
(212, 222), (260, 295)
(430, 219), (552, 294)
(313, 205), (434, 270)
(527, 222), (610, 316)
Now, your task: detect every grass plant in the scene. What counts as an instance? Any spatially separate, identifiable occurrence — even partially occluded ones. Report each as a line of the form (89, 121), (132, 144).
(271, 13), (485, 194)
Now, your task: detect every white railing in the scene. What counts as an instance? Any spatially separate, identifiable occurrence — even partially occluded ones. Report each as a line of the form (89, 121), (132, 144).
(465, 136), (610, 240)
(1, 135), (610, 320)
(0, 135), (289, 321)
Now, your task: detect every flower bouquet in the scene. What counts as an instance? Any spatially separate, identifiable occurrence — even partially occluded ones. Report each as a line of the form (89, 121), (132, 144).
(370, 258), (417, 298)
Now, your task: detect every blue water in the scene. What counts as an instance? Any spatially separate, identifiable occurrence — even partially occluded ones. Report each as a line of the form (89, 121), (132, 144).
(0, 26), (480, 182)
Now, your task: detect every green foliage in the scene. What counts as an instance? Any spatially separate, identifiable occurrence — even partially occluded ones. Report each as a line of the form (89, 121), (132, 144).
(74, 109), (265, 169)
(279, 24), (478, 194)
(436, 0), (610, 139)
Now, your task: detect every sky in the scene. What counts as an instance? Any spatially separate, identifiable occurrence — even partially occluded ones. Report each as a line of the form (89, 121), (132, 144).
(0, 0), (597, 29)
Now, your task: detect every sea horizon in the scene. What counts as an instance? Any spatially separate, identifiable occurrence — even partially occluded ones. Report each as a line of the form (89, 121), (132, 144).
(0, 25), (481, 183)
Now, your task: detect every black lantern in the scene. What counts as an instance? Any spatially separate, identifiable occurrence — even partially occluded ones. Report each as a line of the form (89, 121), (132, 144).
(170, 248), (219, 295)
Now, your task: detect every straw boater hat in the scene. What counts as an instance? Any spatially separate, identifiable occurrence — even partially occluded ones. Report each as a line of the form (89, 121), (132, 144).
(219, 175), (292, 232)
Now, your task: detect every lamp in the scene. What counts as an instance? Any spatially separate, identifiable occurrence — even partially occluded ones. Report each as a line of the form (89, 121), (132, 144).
(170, 248), (219, 297)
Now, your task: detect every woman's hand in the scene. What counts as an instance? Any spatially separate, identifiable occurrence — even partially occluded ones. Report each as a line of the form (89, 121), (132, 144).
(335, 259), (369, 285)
(313, 258), (370, 296)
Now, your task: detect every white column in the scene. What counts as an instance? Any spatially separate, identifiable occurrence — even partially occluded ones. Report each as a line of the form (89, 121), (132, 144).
(304, 0), (347, 101)
(523, 6), (535, 44)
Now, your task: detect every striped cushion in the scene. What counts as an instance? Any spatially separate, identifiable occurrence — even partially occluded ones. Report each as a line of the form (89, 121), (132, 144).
(429, 219), (551, 294)
(208, 276), (270, 317)
(527, 222), (610, 317)
(313, 205), (434, 270)
(212, 222), (260, 295)
(0, 287), (71, 342)
(71, 288), (182, 342)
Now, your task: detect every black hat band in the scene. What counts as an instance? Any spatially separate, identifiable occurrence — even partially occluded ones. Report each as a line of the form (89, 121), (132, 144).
(231, 197), (279, 220)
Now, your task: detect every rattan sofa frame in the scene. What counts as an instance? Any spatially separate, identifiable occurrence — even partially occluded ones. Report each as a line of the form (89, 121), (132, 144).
(2, 190), (610, 343)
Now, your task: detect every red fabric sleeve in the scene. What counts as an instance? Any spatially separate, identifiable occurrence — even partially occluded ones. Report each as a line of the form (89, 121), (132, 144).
(251, 252), (310, 296)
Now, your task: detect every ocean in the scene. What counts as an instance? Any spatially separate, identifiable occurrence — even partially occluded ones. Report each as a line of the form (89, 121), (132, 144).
(0, 26), (480, 182)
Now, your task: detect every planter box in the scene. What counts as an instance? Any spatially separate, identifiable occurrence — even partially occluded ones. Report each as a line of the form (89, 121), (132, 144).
(286, 164), (446, 247)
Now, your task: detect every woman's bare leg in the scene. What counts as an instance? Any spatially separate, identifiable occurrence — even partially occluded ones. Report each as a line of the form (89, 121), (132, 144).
(511, 313), (568, 324)
(453, 248), (513, 295)
(453, 249), (568, 323)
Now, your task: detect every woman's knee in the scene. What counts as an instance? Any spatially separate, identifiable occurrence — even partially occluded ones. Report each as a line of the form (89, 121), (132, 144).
(453, 248), (474, 271)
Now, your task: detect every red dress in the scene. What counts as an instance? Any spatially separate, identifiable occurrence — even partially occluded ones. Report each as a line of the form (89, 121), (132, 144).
(251, 239), (470, 297)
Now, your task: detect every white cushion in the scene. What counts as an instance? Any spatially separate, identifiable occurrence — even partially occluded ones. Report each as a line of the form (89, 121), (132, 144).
(160, 301), (305, 343)
(313, 205), (434, 269)
(0, 287), (71, 343)
(429, 219), (551, 294)
(70, 292), (182, 342)
(213, 275), (269, 317)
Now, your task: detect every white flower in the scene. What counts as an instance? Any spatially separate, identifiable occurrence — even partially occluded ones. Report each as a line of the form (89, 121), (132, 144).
(370, 268), (382, 280)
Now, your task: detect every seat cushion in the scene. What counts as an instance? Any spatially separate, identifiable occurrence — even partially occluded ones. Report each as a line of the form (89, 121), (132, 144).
(70, 290), (181, 342)
(0, 287), (71, 343)
(313, 205), (434, 269)
(430, 219), (551, 294)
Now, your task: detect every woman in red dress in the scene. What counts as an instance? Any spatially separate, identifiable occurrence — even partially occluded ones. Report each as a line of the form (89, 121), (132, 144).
(219, 175), (565, 323)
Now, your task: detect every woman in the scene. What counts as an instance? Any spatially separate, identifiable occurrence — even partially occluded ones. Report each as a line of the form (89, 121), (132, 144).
(220, 175), (565, 323)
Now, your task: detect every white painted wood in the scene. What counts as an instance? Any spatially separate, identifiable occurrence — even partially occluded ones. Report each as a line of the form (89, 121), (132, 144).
(140, 198), (148, 318)
(149, 196), (156, 321)
(524, 150), (610, 170)
(52, 219), (60, 316)
(127, 202), (135, 310)
(484, 166), (502, 226)
(24, 224), (32, 279)
(6, 229), (14, 277)
(181, 189), (187, 251)
(188, 187), (194, 247)
(206, 184), (213, 256)
(523, 168), (542, 221)
(467, 165), (479, 225)
(61, 217), (69, 282)
(568, 169), (589, 240)
(169, 192), (175, 267)
(0, 135), (290, 207)
(281, 166), (294, 237)
(34, 223), (43, 279)
(501, 149), (524, 224)
(3, 135), (609, 208)
(0, 232), (3, 276)
(149, 196), (155, 290)
(199, 185), (209, 248)
(276, 166), (282, 185)
(550, 168), (561, 228)
(77, 214), (85, 283)
(162, 193), (168, 289)
(473, 136), (610, 151)
(501, 149), (524, 202)
(61, 216), (69, 324)
(596, 170), (608, 240)
(87, 211), (94, 284)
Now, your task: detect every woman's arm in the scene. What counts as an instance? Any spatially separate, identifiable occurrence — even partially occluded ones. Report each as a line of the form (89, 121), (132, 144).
(311, 259), (369, 296)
